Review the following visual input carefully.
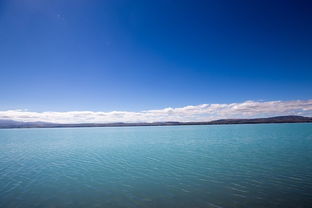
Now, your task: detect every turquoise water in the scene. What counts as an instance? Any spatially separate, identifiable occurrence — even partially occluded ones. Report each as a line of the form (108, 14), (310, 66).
(0, 123), (312, 208)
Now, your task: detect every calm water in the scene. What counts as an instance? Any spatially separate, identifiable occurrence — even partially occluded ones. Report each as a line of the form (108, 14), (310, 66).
(0, 123), (312, 208)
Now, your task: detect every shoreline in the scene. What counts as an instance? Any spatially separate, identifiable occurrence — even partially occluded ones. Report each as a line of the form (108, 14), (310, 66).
(1, 115), (312, 129)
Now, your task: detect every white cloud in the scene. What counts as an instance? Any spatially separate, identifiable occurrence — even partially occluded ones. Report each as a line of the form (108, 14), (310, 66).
(0, 99), (311, 123)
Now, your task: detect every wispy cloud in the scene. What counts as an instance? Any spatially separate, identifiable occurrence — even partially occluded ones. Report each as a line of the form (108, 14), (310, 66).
(0, 99), (311, 123)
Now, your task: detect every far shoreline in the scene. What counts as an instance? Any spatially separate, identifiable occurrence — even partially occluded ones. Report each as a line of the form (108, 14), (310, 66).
(0, 115), (311, 130)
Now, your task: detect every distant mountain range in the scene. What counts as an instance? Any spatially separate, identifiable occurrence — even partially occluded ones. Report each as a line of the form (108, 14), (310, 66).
(0, 115), (311, 129)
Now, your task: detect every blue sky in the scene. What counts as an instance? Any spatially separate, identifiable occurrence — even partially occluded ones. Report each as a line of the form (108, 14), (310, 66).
(0, 0), (311, 114)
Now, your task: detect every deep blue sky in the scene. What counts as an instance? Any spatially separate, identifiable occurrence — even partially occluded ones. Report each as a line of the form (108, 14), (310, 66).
(0, 0), (311, 112)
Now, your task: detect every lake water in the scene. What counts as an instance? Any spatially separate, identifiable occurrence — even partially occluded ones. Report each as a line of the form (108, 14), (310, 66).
(0, 123), (312, 208)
